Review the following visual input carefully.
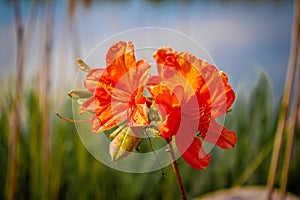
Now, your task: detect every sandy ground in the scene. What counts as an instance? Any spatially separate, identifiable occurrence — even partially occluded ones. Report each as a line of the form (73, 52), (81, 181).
(194, 186), (300, 200)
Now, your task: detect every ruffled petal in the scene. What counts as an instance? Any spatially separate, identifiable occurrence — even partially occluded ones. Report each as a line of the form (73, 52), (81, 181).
(220, 71), (235, 112)
(160, 109), (181, 138)
(84, 68), (105, 93)
(112, 59), (150, 101)
(110, 60), (151, 127)
(92, 103), (128, 132)
(199, 119), (237, 149)
(197, 64), (235, 117)
(174, 117), (209, 171)
(128, 103), (149, 127)
(83, 44), (151, 130)
(91, 104), (115, 132)
(177, 136), (211, 170)
(106, 41), (136, 83)
(153, 47), (235, 118)
(147, 84), (180, 114)
(153, 48), (201, 96)
(78, 96), (99, 114)
(130, 59), (151, 92)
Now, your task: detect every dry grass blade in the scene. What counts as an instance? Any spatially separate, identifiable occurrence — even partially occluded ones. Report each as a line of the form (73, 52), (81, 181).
(267, 0), (300, 199)
(41, 0), (55, 197)
(6, 0), (24, 199)
(279, 0), (300, 199)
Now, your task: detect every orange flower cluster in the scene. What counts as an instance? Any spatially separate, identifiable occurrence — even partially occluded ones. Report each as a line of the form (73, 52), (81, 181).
(76, 41), (236, 170)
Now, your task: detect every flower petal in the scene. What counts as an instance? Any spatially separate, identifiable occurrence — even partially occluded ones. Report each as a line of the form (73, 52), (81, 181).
(219, 71), (235, 112)
(127, 87), (149, 127)
(110, 61), (151, 127)
(84, 68), (105, 93)
(106, 41), (136, 83)
(196, 64), (235, 117)
(160, 109), (181, 138)
(153, 47), (235, 118)
(78, 96), (98, 114)
(177, 137), (211, 170)
(147, 84), (183, 138)
(147, 84), (180, 114)
(153, 48), (201, 96)
(92, 103), (127, 132)
(199, 119), (237, 149)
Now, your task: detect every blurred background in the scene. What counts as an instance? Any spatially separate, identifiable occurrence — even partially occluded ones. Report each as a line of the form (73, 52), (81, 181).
(0, 0), (299, 199)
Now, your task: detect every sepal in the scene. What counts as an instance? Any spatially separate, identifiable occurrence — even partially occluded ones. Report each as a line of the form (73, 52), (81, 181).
(68, 90), (93, 105)
(76, 59), (91, 72)
(109, 125), (142, 161)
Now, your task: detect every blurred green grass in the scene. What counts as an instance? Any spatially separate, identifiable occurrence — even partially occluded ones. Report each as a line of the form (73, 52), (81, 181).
(1, 71), (299, 200)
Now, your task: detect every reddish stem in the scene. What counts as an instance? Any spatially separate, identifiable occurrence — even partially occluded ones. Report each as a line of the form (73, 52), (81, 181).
(166, 138), (188, 200)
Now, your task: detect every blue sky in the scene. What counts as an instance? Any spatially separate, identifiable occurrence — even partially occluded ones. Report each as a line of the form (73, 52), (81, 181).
(0, 0), (294, 100)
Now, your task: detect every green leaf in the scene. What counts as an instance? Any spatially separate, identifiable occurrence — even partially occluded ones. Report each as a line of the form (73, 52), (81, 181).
(68, 90), (93, 105)
(109, 126), (142, 161)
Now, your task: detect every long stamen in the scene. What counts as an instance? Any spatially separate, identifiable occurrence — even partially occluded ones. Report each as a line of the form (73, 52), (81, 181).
(56, 113), (92, 123)
(145, 131), (165, 177)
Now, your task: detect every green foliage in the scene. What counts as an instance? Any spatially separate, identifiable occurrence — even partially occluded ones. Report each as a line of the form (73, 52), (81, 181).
(1, 71), (299, 199)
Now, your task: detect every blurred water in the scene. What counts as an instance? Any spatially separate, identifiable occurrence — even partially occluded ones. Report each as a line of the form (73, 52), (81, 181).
(0, 0), (293, 99)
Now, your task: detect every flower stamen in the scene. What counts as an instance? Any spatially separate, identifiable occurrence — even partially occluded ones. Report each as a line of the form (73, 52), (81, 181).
(56, 113), (92, 123)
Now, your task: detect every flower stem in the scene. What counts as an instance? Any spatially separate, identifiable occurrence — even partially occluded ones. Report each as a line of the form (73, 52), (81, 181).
(166, 138), (187, 200)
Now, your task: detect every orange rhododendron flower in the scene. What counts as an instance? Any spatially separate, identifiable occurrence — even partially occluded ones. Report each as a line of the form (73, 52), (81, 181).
(78, 41), (151, 132)
(147, 47), (236, 170)
(68, 41), (236, 170)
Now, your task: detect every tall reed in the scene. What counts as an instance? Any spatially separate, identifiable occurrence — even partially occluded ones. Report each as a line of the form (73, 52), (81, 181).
(279, 0), (300, 199)
(6, 0), (24, 199)
(267, 0), (300, 198)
